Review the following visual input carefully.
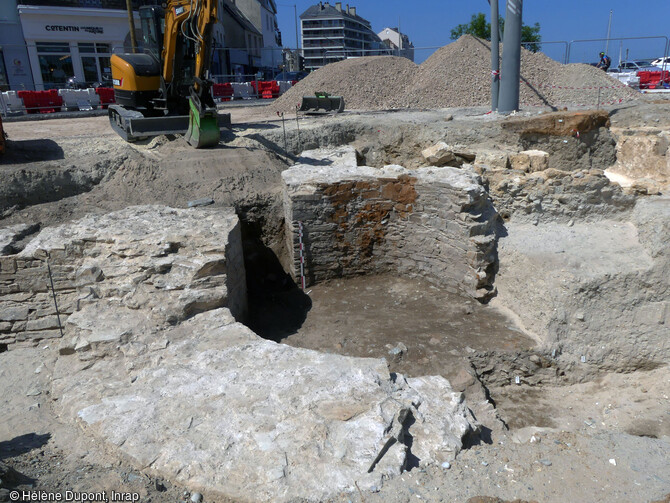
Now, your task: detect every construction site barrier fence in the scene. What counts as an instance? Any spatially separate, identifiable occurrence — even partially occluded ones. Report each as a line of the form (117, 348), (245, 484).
(1, 80), (300, 116)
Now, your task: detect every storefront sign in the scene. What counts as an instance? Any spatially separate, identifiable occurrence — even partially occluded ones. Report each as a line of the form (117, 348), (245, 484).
(45, 25), (104, 34)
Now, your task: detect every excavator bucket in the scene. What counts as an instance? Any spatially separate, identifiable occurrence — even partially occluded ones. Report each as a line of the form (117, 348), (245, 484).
(299, 92), (345, 114)
(184, 97), (220, 148)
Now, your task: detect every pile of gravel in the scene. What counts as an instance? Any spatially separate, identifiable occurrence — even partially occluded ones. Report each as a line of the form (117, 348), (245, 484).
(274, 55), (418, 112)
(273, 35), (640, 112)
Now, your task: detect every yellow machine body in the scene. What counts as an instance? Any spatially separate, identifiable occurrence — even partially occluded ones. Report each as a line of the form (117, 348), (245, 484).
(111, 55), (161, 92)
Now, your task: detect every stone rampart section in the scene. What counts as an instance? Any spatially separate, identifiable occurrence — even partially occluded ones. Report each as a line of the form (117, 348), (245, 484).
(282, 151), (499, 300)
(0, 206), (247, 349)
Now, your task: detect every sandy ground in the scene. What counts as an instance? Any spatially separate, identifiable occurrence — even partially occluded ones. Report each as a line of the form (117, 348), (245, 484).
(1, 103), (669, 503)
(251, 274), (534, 382)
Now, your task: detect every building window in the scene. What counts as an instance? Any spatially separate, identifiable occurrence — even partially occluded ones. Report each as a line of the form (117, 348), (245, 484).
(78, 43), (111, 54)
(36, 42), (73, 90)
(78, 43), (112, 86)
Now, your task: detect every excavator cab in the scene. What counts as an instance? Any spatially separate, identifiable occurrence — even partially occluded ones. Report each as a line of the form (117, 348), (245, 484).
(109, 1), (222, 148)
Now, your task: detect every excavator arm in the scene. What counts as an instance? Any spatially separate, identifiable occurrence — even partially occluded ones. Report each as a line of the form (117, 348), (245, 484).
(162, 0), (217, 86)
(162, 0), (219, 147)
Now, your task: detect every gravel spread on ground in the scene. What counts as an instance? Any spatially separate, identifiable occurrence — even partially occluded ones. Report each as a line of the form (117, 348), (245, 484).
(274, 35), (641, 112)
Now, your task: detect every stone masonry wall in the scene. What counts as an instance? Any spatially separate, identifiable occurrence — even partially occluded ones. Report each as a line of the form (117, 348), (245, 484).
(0, 206), (247, 350)
(282, 152), (499, 300)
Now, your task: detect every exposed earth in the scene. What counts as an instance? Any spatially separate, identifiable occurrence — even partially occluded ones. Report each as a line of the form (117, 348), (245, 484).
(1, 90), (670, 503)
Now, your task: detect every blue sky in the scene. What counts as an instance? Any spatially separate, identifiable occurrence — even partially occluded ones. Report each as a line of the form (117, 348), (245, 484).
(276, 0), (670, 64)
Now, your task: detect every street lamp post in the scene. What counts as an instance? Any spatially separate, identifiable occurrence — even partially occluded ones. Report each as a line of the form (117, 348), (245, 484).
(489, 0), (500, 110)
(499, 0), (523, 113)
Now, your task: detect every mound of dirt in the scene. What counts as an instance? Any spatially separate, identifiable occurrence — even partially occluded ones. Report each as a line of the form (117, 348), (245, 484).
(273, 55), (418, 112)
(274, 35), (640, 112)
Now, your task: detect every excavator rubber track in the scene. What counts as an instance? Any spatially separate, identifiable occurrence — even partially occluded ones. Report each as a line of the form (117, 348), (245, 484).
(108, 104), (229, 144)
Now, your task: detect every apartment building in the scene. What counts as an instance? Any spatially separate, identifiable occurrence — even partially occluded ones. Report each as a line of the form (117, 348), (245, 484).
(300, 2), (384, 71)
(378, 27), (414, 62)
(231, 0), (281, 73)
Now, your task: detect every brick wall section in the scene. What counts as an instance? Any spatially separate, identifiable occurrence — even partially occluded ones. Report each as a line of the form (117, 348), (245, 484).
(283, 165), (499, 300)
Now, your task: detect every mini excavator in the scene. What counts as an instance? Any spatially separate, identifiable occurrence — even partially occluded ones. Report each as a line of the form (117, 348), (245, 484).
(109, 0), (226, 147)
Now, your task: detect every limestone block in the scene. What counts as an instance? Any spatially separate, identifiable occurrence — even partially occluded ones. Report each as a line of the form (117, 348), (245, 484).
(525, 150), (549, 172)
(65, 302), (146, 350)
(474, 151), (509, 170)
(422, 142), (457, 167)
(610, 130), (670, 185)
(296, 145), (359, 169)
(0, 223), (39, 255)
(60, 310), (477, 503)
(25, 315), (62, 331)
(0, 257), (17, 273)
(74, 265), (104, 286)
(0, 306), (30, 321)
(510, 150), (549, 173)
(509, 152), (531, 172)
(15, 329), (62, 341)
(11, 321), (26, 332)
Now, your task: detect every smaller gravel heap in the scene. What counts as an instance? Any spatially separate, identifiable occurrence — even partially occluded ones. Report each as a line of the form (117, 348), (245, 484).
(275, 56), (418, 111)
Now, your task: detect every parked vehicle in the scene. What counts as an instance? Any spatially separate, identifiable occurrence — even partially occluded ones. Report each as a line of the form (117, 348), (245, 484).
(617, 60), (657, 73)
(651, 56), (670, 69)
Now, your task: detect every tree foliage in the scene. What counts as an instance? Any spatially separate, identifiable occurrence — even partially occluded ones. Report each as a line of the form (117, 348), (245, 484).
(450, 13), (490, 41)
(450, 12), (542, 52)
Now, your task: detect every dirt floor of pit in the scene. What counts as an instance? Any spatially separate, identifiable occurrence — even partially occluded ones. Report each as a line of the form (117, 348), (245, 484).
(249, 274), (535, 384)
(2, 101), (670, 503)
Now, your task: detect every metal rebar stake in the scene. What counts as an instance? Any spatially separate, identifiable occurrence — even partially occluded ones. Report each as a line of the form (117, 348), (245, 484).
(295, 106), (301, 151)
(46, 253), (64, 338)
(281, 112), (287, 151)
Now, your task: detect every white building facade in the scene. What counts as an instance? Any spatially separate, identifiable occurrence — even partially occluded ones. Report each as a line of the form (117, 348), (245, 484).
(17, 4), (141, 90)
(377, 27), (414, 62)
(232, 0), (281, 75)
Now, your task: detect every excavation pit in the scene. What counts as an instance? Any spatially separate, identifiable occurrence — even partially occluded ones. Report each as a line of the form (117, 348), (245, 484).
(2, 104), (670, 503)
(272, 274), (534, 383)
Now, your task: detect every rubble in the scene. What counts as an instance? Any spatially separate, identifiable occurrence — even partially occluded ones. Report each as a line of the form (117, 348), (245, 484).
(421, 142), (457, 166)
